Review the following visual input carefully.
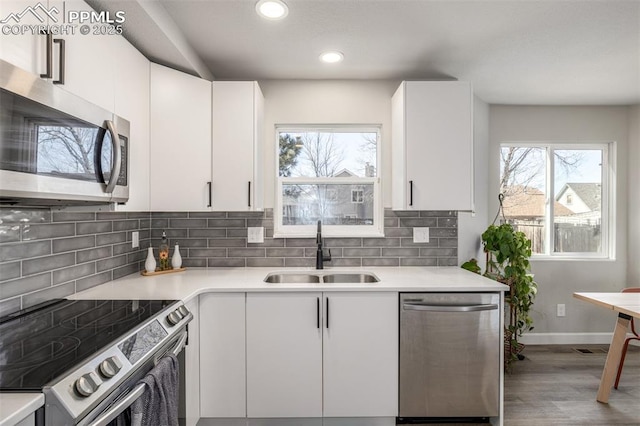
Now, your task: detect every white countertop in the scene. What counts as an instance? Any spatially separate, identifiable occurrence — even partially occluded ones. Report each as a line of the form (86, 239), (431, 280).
(0, 394), (43, 426)
(1, 266), (506, 426)
(70, 266), (507, 302)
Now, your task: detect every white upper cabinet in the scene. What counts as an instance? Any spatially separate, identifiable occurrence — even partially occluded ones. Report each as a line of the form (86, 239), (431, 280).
(212, 81), (264, 211)
(0, 0), (123, 112)
(47, 0), (116, 111)
(113, 37), (149, 212)
(149, 63), (212, 211)
(392, 81), (473, 211)
(0, 1), (46, 75)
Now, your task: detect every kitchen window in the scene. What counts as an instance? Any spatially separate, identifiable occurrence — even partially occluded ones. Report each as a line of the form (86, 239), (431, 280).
(275, 126), (382, 237)
(499, 143), (614, 258)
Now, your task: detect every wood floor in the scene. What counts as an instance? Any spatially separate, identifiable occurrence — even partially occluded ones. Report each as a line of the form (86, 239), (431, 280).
(504, 344), (640, 425)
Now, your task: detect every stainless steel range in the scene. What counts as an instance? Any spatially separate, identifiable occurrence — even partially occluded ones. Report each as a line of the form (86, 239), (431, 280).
(0, 299), (192, 425)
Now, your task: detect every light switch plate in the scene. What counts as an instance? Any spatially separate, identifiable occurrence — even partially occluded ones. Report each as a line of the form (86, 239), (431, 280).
(248, 227), (264, 243)
(557, 304), (566, 317)
(413, 227), (430, 243)
(132, 231), (139, 248)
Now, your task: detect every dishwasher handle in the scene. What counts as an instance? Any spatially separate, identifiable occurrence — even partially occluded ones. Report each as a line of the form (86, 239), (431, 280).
(403, 303), (499, 312)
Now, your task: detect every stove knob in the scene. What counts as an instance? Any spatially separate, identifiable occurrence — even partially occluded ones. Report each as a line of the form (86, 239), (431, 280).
(99, 356), (123, 379)
(178, 305), (189, 317)
(74, 372), (102, 397)
(166, 311), (182, 326)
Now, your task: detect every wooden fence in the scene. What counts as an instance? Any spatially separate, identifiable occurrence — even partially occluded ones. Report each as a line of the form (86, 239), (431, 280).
(507, 220), (600, 253)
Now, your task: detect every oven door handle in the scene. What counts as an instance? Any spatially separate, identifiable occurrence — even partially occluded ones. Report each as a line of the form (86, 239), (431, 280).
(170, 330), (188, 356)
(89, 330), (188, 426)
(89, 382), (146, 426)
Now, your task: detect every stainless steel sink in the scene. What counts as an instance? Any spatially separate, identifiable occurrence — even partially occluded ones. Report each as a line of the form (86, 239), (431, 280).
(322, 273), (380, 283)
(264, 273), (321, 283)
(264, 272), (379, 284)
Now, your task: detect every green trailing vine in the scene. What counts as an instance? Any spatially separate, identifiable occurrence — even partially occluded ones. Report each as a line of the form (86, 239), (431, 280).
(463, 223), (538, 367)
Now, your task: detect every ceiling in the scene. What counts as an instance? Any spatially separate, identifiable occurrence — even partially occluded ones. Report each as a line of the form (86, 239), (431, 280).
(87, 0), (640, 105)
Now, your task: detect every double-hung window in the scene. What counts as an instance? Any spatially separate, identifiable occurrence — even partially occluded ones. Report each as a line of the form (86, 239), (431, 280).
(275, 126), (382, 237)
(499, 143), (614, 258)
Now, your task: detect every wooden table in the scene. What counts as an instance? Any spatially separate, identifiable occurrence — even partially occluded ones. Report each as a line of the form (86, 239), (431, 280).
(573, 292), (640, 403)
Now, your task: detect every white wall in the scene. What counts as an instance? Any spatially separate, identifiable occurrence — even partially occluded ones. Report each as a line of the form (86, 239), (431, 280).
(458, 97), (490, 268)
(628, 105), (640, 286)
(489, 106), (629, 338)
(259, 80), (399, 208)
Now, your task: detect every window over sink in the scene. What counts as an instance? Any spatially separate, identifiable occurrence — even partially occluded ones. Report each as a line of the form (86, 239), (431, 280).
(275, 125), (382, 237)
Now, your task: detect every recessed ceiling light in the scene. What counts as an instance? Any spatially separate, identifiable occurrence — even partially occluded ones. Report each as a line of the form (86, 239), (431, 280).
(320, 51), (344, 64)
(256, 0), (288, 20)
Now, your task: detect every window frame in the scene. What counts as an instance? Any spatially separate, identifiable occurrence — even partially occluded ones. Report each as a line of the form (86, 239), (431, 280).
(499, 142), (615, 260)
(274, 125), (383, 238)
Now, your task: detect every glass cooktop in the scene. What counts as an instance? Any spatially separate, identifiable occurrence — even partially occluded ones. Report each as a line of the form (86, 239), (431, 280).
(0, 299), (175, 391)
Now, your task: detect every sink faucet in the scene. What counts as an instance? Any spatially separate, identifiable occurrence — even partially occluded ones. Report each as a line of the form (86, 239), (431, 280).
(315, 220), (331, 269)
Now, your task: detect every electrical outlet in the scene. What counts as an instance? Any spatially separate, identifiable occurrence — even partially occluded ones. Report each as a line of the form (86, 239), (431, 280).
(413, 227), (430, 243)
(247, 227), (264, 243)
(557, 303), (566, 317)
(132, 231), (139, 248)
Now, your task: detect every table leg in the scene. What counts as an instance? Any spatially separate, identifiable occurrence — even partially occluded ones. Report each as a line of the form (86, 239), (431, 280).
(596, 313), (631, 403)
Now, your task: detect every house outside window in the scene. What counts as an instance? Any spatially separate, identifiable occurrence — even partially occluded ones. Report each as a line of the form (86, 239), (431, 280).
(499, 143), (613, 258)
(275, 126), (382, 237)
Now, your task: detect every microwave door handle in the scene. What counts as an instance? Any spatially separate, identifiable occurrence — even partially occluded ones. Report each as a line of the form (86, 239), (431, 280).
(104, 120), (122, 194)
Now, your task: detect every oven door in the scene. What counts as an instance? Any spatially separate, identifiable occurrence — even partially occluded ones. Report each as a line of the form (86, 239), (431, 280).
(77, 330), (188, 426)
(0, 59), (129, 205)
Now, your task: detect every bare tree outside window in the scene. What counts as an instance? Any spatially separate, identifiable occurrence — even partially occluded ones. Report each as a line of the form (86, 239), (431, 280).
(36, 124), (104, 180)
(499, 144), (607, 256)
(276, 127), (381, 236)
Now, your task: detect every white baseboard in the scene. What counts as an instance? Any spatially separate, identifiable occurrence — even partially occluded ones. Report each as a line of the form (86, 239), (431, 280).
(520, 332), (614, 345)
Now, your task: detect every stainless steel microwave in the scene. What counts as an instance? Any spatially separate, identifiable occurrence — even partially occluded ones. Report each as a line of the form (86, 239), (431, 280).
(0, 59), (129, 205)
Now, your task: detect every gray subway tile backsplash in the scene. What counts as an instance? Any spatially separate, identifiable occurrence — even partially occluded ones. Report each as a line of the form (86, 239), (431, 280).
(0, 207), (458, 317)
(0, 225), (21, 243)
(52, 263), (95, 286)
(2, 273), (52, 300)
(77, 221), (112, 235)
(53, 236), (96, 253)
(22, 253), (75, 276)
(0, 240), (51, 262)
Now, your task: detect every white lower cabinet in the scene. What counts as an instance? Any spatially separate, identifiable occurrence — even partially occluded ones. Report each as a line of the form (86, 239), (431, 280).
(246, 291), (398, 419)
(199, 293), (247, 418)
(183, 297), (200, 426)
(246, 292), (323, 418)
(322, 292), (398, 417)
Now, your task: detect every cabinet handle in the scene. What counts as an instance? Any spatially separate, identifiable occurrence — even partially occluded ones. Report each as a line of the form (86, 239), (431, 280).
(409, 180), (414, 207)
(53, 38), (65, 85)
(326, 297), (329, 329)
(207, 182), (212, 207)
(40, 32), (52, 79)
(247, 181), (251, 208)
(316, 297), (320, 329)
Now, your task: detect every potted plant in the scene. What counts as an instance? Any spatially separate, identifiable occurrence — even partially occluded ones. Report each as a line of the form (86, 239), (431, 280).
(462, 223), (538, 367)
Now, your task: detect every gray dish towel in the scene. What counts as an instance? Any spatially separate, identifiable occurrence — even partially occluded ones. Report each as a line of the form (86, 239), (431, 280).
(130, 353), (179, 426)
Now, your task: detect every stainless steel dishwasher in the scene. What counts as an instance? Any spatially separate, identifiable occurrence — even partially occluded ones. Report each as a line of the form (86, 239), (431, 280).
(398, 292), (500, 423)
